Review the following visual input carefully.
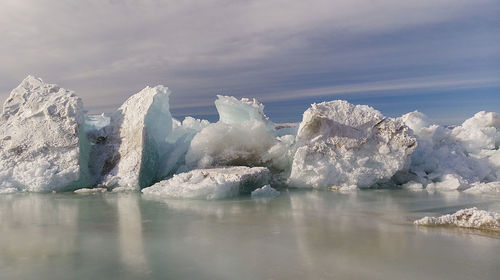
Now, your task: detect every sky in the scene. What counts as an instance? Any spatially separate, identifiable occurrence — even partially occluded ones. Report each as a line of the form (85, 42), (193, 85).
(0, 0), (499, 124)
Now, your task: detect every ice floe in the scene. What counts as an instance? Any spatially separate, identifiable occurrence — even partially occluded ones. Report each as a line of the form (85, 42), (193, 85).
(414, 207), (500, 231)
(142, 166), (270, 199)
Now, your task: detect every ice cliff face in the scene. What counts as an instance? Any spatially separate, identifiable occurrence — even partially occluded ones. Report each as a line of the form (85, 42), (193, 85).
(0, 76), (90, 192)
(101, 85), (172, 190)
(288, 101), (417, 188)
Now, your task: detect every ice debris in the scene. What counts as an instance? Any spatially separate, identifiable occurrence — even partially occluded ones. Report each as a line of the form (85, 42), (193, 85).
(142, 166), (270, 199)
(288, 100), (417, 189)
(0, 76), (91, 192)
(251, 184), (280, 198)
(414, 207), (500, 231)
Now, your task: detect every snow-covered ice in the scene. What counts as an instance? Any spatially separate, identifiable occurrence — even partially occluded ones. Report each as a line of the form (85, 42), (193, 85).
(414, 207), (500, 231)
(142, 166), (270, 199)
(0, 76), (91, 192)
(288, 100), (417, 189)
(251, 184), (280, 198)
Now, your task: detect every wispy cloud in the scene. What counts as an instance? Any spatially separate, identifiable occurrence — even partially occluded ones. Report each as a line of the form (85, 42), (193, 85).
(0, 0), (498, 117)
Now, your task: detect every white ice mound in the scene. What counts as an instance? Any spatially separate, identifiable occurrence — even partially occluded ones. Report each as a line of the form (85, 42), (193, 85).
(288, 100), (417, 188)
(186, 95), (294, 172)
(414, 207), (500, 231)
(0, 76), (91, 192)
(402, 111), (500, 190)
(251, 184), (280, 198)
(101, 85), (172, 190)
(142, 166), (271, 199)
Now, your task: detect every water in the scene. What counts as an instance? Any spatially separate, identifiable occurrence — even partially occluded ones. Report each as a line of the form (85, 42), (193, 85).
(1, 190), (499, 280)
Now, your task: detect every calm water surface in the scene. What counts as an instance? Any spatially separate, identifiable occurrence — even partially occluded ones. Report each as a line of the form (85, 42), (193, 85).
(1, 190), (499, 280)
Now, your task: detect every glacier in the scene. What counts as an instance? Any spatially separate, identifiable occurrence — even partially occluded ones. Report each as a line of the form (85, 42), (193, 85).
(1, 75), (499, 197)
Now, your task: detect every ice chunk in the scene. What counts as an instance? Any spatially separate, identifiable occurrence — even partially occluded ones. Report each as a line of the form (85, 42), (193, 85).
(142, 166), (270, 199)
(414, 207), (500, 231)
(186, 96), (294, 173)
(101, 85), (172, 190)
(401, 181), (424, 191)
(0, 76), (91, 192)
(426, 174), (466, 192)
(251, 184), (280, 198)
(161, 117), (210, 176)
(74, 187), (107, 194)
(464, 182), (500, 194)
(288, 100), (417, 189)
(215, 95), (271, 128)
(401, 111), (500, 190)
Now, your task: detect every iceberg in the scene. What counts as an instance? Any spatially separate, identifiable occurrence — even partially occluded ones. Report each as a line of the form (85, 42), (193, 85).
(0, 76), (91, 192)
(288, 100), (417, 189)
(101, 85), (173, 190)
(414, 207), (500, 231)
(142, 166), (271, 199)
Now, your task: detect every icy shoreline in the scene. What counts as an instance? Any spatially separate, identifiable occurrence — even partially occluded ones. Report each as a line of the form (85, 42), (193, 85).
(0, 76), (499, 198)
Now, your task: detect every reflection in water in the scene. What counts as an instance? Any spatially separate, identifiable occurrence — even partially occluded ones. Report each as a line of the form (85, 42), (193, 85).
(106, 194), (149, 275)
(0, 190), (499, 279)
(0, 194), (78, 278)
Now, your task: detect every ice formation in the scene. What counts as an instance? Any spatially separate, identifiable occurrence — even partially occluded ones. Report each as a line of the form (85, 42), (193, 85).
(414, 207), (500, 231)
(402, 110), (500, 191)
(0, 76), (90, 192)
(288, 101), (417, 189)
(101, 85), (172, 190)
(186, 95), (294, 173)
(142, 166), (270, 199)
(1, 75), (499, 196)
(251, 184), (280, 198)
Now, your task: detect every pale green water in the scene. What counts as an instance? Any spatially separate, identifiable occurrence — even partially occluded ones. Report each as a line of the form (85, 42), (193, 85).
(1, 190), (499, 280)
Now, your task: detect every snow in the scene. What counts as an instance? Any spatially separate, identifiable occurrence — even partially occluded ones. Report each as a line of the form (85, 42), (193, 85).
(414, 207), (500, 231)
(101, 85), (172, 190)
(142, 166), (271, 199)
(288, 100), (417, 189)
(251, 184), (280, 198)
(0, 76), (91, 192)
(401, 181), (424, 191)
(401, 110), (500, 191)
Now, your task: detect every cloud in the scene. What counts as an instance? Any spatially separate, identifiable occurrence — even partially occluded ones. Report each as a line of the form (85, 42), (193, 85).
(0, 0), (498, 116)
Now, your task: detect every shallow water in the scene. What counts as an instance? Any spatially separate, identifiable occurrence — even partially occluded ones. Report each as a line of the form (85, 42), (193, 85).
(1, 190), (499, 280)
